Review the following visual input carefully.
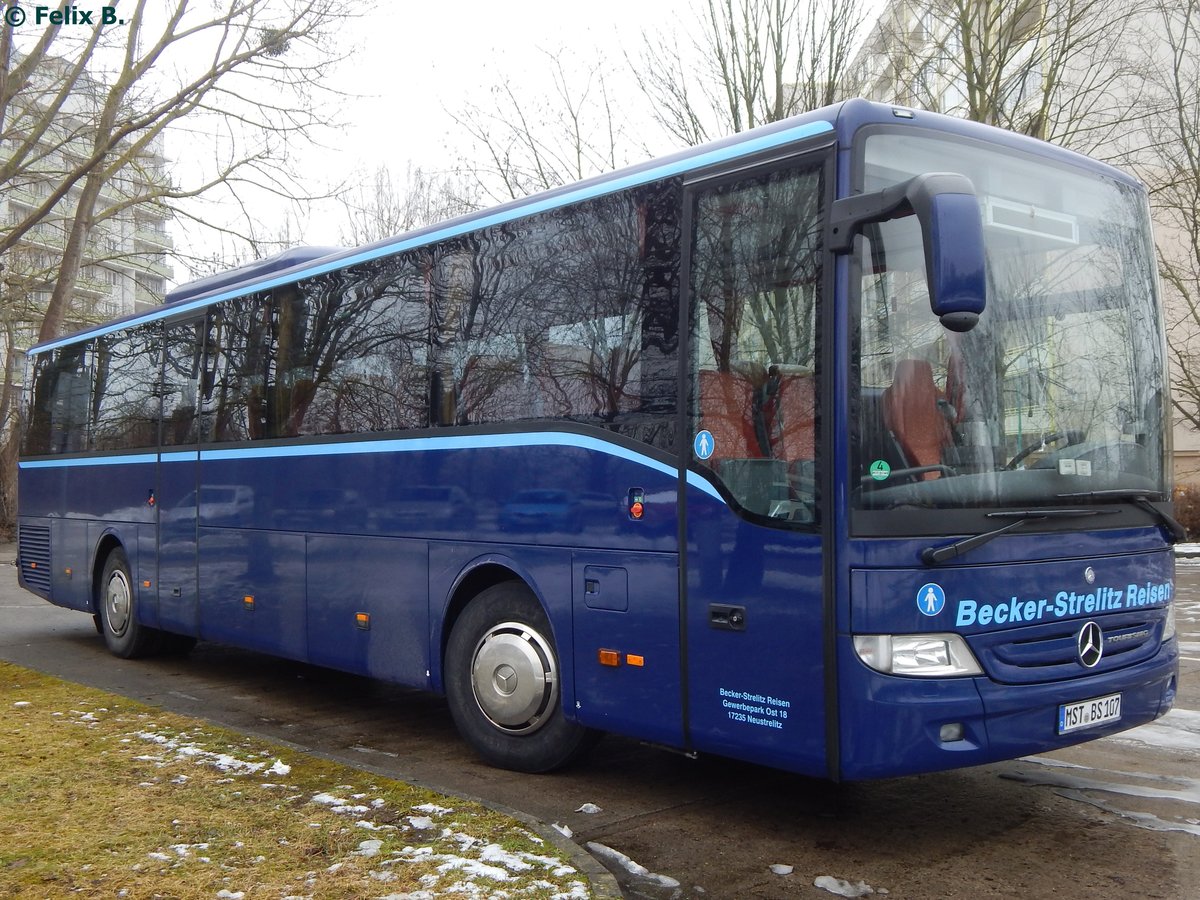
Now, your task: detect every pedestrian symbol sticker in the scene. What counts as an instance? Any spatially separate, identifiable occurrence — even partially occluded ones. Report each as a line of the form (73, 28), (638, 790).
(917, 583), (946, 617)
(869, 459), (891, 481)
(694, 430), (715, 460)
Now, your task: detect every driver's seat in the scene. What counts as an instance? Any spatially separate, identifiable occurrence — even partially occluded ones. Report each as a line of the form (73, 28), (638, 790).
(882, 359), (951, 478)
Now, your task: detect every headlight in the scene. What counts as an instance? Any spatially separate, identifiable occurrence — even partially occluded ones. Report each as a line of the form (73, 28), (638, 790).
(853, 634), (983, 677)
(1163, 600), (1176, 642)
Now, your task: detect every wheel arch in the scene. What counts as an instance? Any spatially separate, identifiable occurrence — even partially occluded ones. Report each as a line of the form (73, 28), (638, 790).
(90, 532), (126, 613)
(436, 556), (553, 694)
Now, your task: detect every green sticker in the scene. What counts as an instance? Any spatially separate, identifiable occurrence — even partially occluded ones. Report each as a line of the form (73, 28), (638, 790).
(869, 459), (891, 481)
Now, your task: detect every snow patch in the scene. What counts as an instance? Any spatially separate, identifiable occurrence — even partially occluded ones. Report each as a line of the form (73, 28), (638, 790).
(413, 802), (453, 816)
(1107, 707), (1200, 755)
(586, 842), (680, 888)
(815, 875), (876, 897)
(352, 839), (384, 857)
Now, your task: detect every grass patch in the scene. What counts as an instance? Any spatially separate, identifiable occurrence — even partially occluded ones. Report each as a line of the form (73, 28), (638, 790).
(0, 662), (589, 899)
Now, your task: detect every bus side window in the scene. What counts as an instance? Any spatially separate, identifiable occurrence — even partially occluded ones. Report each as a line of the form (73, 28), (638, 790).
(91, 325), (162, 451)
(22, 346), (91, 455)
(163, 321), (203, 446)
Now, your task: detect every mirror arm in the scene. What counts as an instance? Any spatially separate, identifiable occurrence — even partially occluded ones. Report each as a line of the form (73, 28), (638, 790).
(827, 173), (977, 253)
(827, 180), (913, 253)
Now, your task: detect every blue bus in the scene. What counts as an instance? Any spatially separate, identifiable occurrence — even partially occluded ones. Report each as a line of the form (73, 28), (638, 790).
(17, 99), (1179, 779)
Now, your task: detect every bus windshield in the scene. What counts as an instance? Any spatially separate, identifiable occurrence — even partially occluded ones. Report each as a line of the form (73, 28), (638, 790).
(851, 132), (1168, 518)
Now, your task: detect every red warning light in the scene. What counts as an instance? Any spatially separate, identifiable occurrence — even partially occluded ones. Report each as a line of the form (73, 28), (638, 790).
(627, 487), (646, 520)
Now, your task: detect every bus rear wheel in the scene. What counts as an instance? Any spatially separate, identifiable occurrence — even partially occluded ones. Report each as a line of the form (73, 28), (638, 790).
(97, 547), (160, 659)
(445, 582), (596, 773)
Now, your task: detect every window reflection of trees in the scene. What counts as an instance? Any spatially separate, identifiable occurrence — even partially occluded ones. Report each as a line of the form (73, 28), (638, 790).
(689, 163), (825, 520)
(162, 321), (203, 446)
(91, 325), (161, 450)
(693, 167), (823, 373)
(23, 345), (91, 455)
(25, 181), (684, 455)
(988, 194), (1152, 460)
(204, 262), (433, 440)
(196, 180), (681, 452)
(428, 182), (680, 451)
(298, 262), (429, 434)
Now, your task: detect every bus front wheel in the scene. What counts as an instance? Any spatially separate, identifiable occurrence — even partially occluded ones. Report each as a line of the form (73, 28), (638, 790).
(445, 582), (596, 773)
(97, 547), (159, 659)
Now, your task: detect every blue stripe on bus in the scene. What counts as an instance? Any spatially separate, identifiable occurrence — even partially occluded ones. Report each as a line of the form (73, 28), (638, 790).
(19, 433), (726, 501)
(30, 120), (835, 354)
(18, 453), (158, 469)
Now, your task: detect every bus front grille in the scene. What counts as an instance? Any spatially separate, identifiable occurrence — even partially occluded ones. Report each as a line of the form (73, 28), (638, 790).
(18, 524), (51, 595)
(967, 610), (1165, 684)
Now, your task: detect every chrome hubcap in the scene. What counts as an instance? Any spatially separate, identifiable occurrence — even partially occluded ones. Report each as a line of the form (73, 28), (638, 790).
(104, 570), (131, 636)
(470, 621), (557, 735)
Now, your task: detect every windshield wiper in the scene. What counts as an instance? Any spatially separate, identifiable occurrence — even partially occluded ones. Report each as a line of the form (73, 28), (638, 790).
(1056, 489), (1187, 543)
(920, 508), (1112, 566)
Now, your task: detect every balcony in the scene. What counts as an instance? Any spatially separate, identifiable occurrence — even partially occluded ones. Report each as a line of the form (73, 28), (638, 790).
(134, 285), (166, 310)
(134, 224), (174, 251)
(137, 256), (174, 280)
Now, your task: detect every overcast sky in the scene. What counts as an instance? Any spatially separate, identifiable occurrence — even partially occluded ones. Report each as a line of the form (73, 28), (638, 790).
(168, 0), (693, 259)
(326, 0), (686, 166)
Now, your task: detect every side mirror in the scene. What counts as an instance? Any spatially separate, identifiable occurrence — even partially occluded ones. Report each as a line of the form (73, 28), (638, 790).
(828, 172), (986, 332)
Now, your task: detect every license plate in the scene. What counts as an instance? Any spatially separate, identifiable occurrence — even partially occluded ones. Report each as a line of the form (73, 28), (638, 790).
(1057, 693), (1121, 734)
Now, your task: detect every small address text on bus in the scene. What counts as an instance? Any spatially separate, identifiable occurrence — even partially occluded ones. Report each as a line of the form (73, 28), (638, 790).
(719, 688), (791, 729)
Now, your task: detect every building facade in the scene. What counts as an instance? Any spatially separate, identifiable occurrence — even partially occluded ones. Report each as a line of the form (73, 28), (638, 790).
(1, 55), (174, 393)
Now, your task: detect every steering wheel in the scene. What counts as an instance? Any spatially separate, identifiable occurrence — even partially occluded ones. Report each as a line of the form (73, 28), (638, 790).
(1004, 430), (1086, 470)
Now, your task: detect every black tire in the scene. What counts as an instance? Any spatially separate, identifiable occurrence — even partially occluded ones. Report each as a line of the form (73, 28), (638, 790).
(96, 547), (160, 659)
(445, 581), (597, 773)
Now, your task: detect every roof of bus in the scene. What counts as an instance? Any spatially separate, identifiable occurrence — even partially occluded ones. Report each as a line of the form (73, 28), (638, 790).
(30, 97), (1143, 355)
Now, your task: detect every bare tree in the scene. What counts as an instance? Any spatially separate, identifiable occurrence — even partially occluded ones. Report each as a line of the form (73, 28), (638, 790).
(1143, 1), (1200, 451)
(634, 0), (870, 145)
(861, 0), (1152, 155)
(449, 0), (868, 210)
(339, 164), (479, 246)
(448, 50), (633, 202)
(0, 0), (347, 343)
(0, 0), (348, 530)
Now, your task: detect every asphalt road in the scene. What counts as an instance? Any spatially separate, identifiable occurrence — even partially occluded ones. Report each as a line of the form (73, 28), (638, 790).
(1, 546), (1197, 899)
